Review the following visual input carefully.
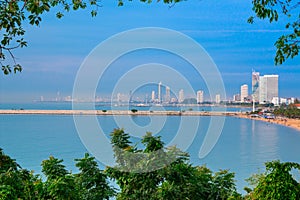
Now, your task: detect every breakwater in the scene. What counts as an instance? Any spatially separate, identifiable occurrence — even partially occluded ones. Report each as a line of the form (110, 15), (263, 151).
(0, 109), (239, 116)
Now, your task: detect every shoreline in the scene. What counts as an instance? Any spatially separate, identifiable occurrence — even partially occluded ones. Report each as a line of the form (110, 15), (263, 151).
(1, 109), (299, 132)
(235, 114), (300, 132)
(0, 109), (237, 116)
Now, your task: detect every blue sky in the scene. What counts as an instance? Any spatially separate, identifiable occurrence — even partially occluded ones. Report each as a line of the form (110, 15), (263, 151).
(0, 0), (299, 102)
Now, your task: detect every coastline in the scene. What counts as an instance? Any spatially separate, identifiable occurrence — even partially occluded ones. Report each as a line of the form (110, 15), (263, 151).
(0, 109), (237, 116)
(236, 114), (300, 132)
(1, 109), (299, 132)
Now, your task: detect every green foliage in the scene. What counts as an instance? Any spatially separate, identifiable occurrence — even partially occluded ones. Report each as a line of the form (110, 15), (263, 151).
(159, 164), (213, 199)
(107, 129), (183, 199)
(248, 160), (300, 200)
(40, 154), (115, 200)
(0, 148), (41, 199)
(249, 0), (300, 65)
(75, 153), (115, 200)
(131, 109), (138, 113)
(273, 104), (300, 118)
(210, 169), (238, 199)
(107, 128), (239, 200)
(142, 132), (164, 153)
(0, 148), (115, 200)
(41, 156), (78, 199)
(0, 148), (19, 172)
(41, 156), (68, 180)
(110, 128), (133, 167)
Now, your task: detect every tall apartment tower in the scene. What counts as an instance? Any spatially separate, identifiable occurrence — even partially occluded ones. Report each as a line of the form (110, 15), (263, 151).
(178, 89), (184, 103)
(117, 93), (121, 102)
(215, 94), (221, 104)
(158, 81), (162, 103)
(252, 71), (260, 103)
(165, 86), (170, 103)
(240, 84), (248, 102)
(259, 75), (279, 104)
(196, 90), (204, 104)
(151, 91), (155, 102)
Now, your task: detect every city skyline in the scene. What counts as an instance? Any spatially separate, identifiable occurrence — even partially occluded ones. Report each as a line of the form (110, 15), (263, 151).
(0, 1), (299, 103)
(35, 71), (293, 105)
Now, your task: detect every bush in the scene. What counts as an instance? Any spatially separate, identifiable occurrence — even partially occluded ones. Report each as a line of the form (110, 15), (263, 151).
(131, 109), (138, 113)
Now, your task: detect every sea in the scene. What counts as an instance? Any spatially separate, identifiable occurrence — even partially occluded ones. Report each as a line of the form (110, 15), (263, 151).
(1, 102), (300, 194)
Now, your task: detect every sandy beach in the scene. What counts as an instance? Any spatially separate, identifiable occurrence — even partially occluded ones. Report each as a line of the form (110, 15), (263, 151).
(236, 114), (300, 132)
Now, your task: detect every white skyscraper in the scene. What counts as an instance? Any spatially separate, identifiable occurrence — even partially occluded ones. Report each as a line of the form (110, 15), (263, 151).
(252, 71), (260, 103)
(215, 94), (221, 104)
(165, 86), (170, 103)
(259, 77), (267, 103)
(259, 75), (279, 104)
(196, 90), (204, 104)
(178, 89), (184, 103)
(240, 84), (248, 102)
(158, 81), (162, 103)
(151, 91), (155, 102)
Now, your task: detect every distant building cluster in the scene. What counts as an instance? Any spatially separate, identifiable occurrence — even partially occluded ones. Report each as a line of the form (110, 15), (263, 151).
(118, 81), (212, 105)
(253, 72), (280, 105)
(149, 82), (200, 104)
(38, 72), (296, 106)
(234, 71), (280, 105)
(232, 71), (295, 106)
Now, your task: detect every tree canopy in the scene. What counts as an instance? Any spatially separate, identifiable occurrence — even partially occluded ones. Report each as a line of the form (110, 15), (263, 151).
(1, 0), (299, 74)
(244, 160), (300, 200)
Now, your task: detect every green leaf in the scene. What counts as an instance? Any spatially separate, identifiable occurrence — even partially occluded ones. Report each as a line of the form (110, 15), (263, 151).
(56, 12), (64, 19)
(2, 65), (12, 75)
(13, 64), (22, 73)
(118, 0), (124, 6)
(91, 10), (97, 17)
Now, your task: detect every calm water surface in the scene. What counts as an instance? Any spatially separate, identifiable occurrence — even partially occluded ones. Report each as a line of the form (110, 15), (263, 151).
(0, 113), (299, 193)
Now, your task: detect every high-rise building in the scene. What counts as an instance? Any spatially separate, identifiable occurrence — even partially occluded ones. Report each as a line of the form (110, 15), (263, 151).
(178, 89), (184, 103)
(215, 94), (221, 104)
(158, 81), (162, 103)
(151, 90), (155, 102)
(233, 94), (241, 102)
(259, 77), (267, 103)
(129, 90), (133, 103)
(165, 86), (170, 103)
(117, 93), (121, 102)
(196, 90), (204, 104)
(252, 71), (260, 102)
(259, 75), (279, 104)
(241, 84), (248, 102)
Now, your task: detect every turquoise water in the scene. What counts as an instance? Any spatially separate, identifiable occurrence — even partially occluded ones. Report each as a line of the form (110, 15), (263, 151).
(1, 113), (300, 193)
